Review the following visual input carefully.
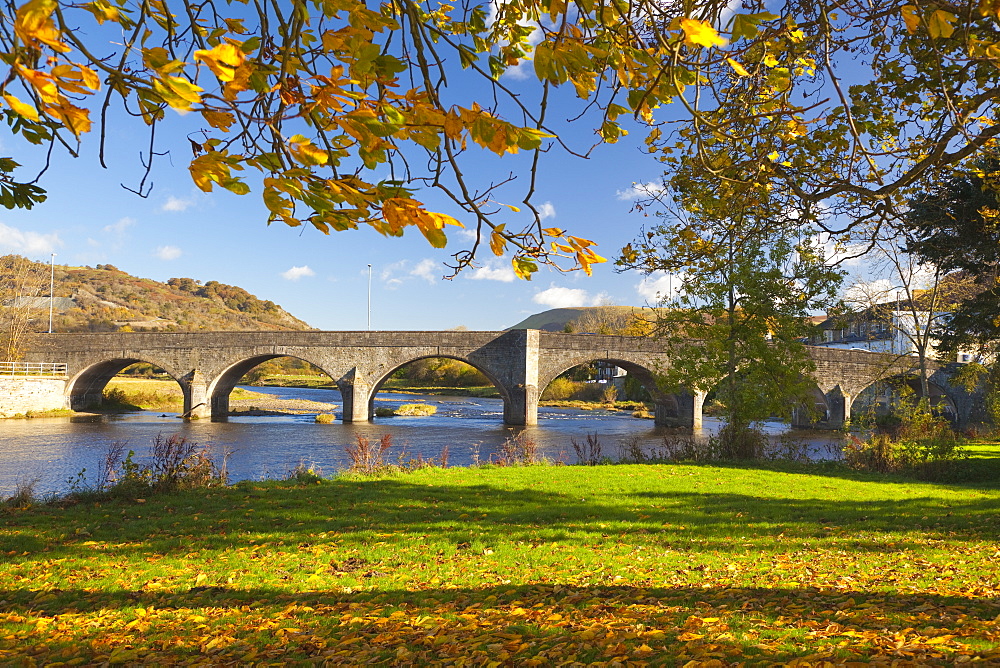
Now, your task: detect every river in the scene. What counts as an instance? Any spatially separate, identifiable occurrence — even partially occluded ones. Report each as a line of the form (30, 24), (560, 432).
(0, 386), (842, 496)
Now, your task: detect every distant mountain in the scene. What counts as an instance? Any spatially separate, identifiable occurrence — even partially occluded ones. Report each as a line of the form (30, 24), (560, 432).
(508, 306), (647, 332)
(1, 257), (312, 332)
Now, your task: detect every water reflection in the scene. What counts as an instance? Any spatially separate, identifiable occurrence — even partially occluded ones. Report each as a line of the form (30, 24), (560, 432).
(0, 385), (842, 496)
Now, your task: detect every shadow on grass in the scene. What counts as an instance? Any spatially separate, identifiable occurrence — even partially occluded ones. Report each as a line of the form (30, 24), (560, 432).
(2, 473), (999, 561)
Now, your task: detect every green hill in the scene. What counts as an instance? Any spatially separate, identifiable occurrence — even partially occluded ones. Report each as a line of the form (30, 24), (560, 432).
(1, 257), (312, 333)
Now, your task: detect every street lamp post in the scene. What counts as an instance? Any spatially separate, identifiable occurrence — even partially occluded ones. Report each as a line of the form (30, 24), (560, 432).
(367, 264), (372, 331)
(48, 253), (56, 334)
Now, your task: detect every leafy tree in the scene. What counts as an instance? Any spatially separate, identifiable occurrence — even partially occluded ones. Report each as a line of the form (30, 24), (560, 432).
(566, 305), (652, 336)
(905, 155), (1000, 356)
(619, 163), (843, 450)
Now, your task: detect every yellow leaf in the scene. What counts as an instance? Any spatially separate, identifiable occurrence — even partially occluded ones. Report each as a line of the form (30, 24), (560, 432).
(153, 76), (203, 109)
(490, 229), (507, 256)
(3, 94), (40, 121)
(288, 135), (329, 166)
(45, 101), (91, 135)
(927, 9), (957, 38)
(194, 43), (245, 83)
(763, 53), (779, 67)
(85, 0), (120, 24)
(679, 18), (728, 49)
(726, 57), (750, 76)
(194, 573), (208, 587)
(14, 0), (69, 53)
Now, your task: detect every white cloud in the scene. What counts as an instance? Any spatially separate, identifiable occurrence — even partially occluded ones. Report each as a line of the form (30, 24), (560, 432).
(410, 258), (439, 283)
(161, 196), (196, 213)
(0, 222), (62, 255)
(155, 245), (182, 260)
(103, 216), (136, 235)
(616, 181), (667, 201)
(468, 263), (517, 283)
(538, 201), (556, 220)
(282, 265), (315, 281)
(533, 285), (605, 308)
(380, 260), (407, 282)
(636, 272), (678, 302)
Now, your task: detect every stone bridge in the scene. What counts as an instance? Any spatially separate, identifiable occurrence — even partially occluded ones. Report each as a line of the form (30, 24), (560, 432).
(15, 330), (977, 427)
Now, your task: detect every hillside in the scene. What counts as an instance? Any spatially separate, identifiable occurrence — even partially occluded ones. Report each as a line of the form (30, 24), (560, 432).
(508, 306), (651, 332)
(1, 257), (312, 332)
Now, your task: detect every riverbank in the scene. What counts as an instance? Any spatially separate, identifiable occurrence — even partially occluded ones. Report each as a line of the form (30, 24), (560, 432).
(0, 462), (997, 663)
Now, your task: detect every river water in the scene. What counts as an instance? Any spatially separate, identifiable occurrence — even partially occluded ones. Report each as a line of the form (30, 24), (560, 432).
(0, 386), (841, 496)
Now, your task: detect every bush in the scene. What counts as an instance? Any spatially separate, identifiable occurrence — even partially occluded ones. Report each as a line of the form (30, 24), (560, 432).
(540, 377), (605, 401)
(315, 413), (335, 424)
(2, 477), (39, 510)
(494, 431), (541, 466)
(287, 462), (324, 484)
(77, 434), (227, 500)
(714, 423), (768, 460)
(345, 434), (394, 475)
(842, 396), (969, 480)
(395, 403), (437, 416)
(571, 432), (603, 465)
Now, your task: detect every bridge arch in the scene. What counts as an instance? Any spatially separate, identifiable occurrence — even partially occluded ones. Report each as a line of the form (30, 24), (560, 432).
(537, 354), (705, 428)
(851, 374), (959, 425)
(67, 356), (184, 411)
(368, 354), (514, 422)
(206, 353), (339, 419)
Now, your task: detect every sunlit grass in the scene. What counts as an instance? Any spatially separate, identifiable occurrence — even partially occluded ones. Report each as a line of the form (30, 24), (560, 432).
(102, 378), (270, 411)
(0, 462), (997, 663)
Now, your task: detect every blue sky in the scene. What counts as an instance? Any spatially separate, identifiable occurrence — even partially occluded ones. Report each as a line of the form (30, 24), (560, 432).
(0, 63), (679, 331)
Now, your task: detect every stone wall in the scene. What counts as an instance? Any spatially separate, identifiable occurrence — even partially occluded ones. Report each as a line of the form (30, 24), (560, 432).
(0, 376), (69, 417)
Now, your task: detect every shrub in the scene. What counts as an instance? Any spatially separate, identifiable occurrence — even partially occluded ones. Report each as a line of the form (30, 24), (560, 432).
(2, 477), (39, 509)
(150, 434), (222, 491)
(374, 406), (396, 417)
(78, 434), (226, 499)
(345, 434), (394, 475)
(395, 403), (437, 416)
(287, 462), (324, 484)
(843, 433), (897, 473)
(842, 395), (970, 480)
(540, 377), (605, 401)
(571, 432), (603, 465)
(494, 431), (541, 466)
(315, 413), (335, 424)
(713, 423), (768, 460)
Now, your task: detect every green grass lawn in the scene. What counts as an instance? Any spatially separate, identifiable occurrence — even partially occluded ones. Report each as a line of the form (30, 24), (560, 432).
(1, 462), (998, 663)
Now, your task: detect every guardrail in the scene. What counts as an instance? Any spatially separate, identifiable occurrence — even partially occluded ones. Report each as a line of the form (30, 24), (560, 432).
(0, 361), (68, 377)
